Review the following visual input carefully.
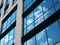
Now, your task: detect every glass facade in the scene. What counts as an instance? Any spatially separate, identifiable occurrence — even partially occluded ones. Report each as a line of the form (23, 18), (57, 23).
(0, 0), (17, 44)
(0, 27), (16, 45)
(5, 0), (17, 14)
(23, 0), (60, 45)
(24, 0), (36, 12)
(2, 10), (16, 33)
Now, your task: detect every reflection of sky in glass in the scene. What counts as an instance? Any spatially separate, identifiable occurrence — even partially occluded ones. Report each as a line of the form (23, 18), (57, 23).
(53, 0), (59, 4)
(35, 15), (44, 27)
(24, 18), (27, 28)
(24, 0), (36, 12)
(44, 7), (55, 19)
(14, 0), (16, 3)
(55, 2), (60, 11)
(1, 38), (4, 45)
(47, 21), (60, 45)
(27, 37), (35, 45)
(27, 12), (34, 25)
(36, 30), (48, 45)
(27, 23), (34, 33)
(34, 4), (43, 19)
(0, 27), (15, 45)
(2, 10), (16, 33)
(42, 0), (53, 12)
(24, 0), (60, 35)
(24, 0), (60, 45)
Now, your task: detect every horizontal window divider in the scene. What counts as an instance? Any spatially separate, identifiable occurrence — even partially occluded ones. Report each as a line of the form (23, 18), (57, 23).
(22, 10), (60, 43)
(0, 21), (16, 40)
(22, 0), (43, 18)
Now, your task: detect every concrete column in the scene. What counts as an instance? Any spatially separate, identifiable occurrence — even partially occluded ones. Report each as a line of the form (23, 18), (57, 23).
(15, 0), (23, 45)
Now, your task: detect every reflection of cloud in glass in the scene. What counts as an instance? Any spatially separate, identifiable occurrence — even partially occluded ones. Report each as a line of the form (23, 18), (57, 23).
(34, 5), (48, 19)
(27, 19), (33, 25)
(9, 36), (13, 40)
(43, 38), (52, 45)
(36, 30), (45, 40)
(27, 5), (49, 25)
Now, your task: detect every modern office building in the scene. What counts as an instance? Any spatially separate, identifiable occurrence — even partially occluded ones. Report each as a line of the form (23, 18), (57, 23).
(0, 0), (60, 45)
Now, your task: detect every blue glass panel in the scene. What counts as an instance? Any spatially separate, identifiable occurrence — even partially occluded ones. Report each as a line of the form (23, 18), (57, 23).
(7, 17), (11, 28)
(34, 4), (43, 19)
(8, 39), (13, 45)
(0, 9), (1, 14)
(27, 23), (34, 33)
(42, 0), (53, 12)
(27, 12), (34, 25)
(24, 18), (27, 28)
(9, 28), (14, 41)
(59, 19), (60, 22)
(47, 21), (60, 45)
(53, 0), (59, 4)
(55, 2), (60, 11)
(35, 15), (44, 27)
(44, 7), (55, 19)
(11, 11), (16, 25)
(27, 37), (35, 45)
(2, 21), (7, 33)
(24, 1), (27, 12)
(14, 0), (16, 3)
(36, 30), (48, 45)
(24, 0), (36, 12)
(7, 0), (10, 4)
(1, 38), (4, 45)
(24, 29), (26, 35)
(24, 42), (27, 45)
(26, 0), (32, 5)
(4, 34), (9, 44)
(26, 0), (33, 9)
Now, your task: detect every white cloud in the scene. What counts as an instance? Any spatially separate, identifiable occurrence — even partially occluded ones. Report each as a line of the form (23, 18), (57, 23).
(34, 5), (48, 19)
(27, 19), (33, 25)
(43, 38), (52, 45)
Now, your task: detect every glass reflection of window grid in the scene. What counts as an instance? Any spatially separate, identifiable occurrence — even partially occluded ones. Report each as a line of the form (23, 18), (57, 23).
(34, 4), (43, 20)
(42, 0), (53, 12)
(27, 12), (34, 26)
(44, 7), (55, 19)
(35, 15), (44, 27)
(27, 22), (34, 33)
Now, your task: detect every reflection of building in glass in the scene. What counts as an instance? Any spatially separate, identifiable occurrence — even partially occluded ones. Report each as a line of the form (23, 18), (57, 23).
(22, 0), (60, 45)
